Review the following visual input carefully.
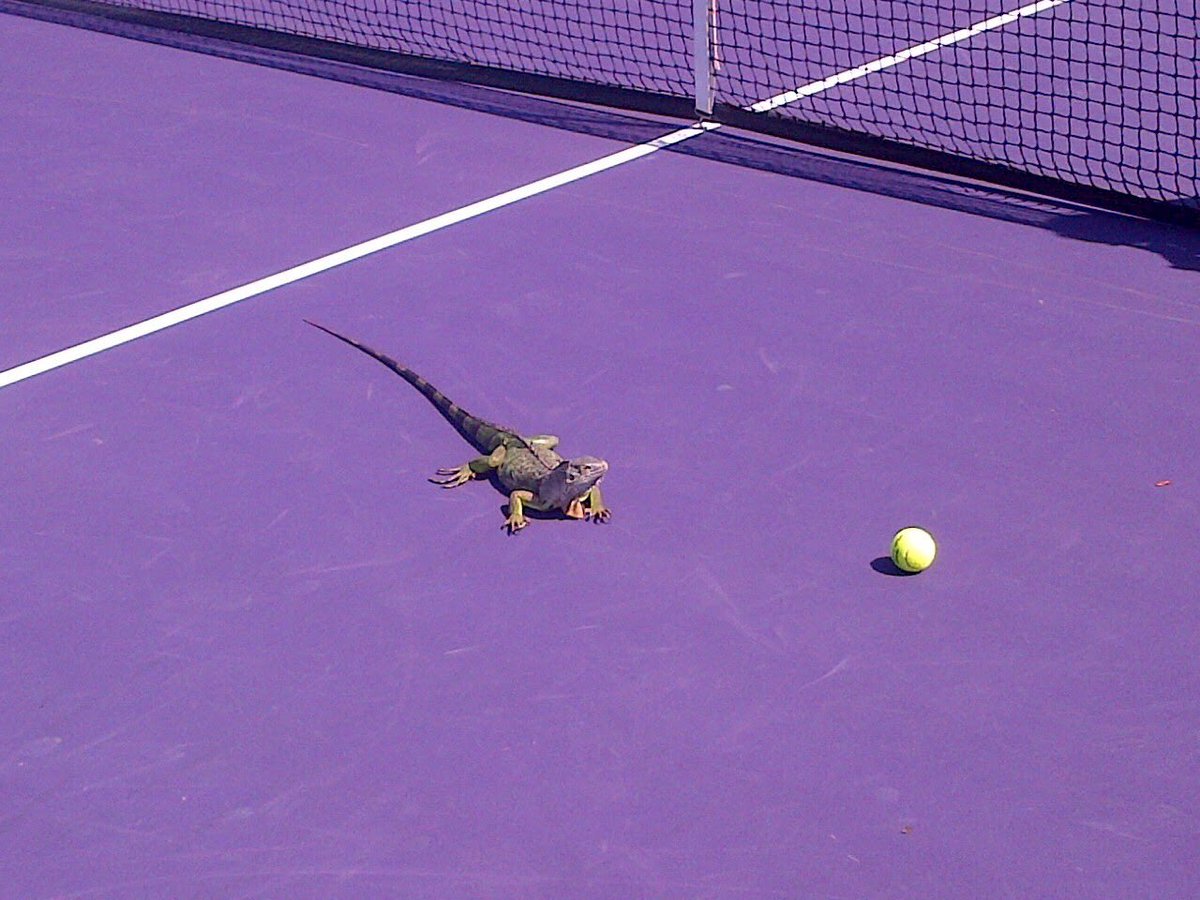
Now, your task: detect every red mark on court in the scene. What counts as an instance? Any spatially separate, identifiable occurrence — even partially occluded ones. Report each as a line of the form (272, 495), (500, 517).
(1155, 480), (1172, 488)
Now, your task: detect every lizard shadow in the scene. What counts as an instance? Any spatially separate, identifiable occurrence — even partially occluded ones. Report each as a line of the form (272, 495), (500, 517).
(871, 557), (918, 577)
(478, 473), (578, 526)
(500, 505), (585, 528)
(479, 476), (606, 530)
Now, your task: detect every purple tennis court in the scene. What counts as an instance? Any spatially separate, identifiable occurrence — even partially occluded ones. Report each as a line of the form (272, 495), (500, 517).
(2, 0), (1199, 896)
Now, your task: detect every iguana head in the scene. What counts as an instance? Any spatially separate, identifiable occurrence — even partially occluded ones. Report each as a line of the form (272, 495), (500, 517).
(538, 456), (608, 510)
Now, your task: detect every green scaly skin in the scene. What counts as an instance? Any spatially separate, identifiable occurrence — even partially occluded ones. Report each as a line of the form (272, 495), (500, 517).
(305, 320), (611, 533)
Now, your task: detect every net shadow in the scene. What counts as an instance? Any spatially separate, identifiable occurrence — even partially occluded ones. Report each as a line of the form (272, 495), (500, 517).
(6, 0), (1197, 273)
(293, 51), (1200, 274)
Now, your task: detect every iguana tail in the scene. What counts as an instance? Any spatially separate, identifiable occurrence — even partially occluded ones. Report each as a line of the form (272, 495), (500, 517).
(305, 320), (511, 454)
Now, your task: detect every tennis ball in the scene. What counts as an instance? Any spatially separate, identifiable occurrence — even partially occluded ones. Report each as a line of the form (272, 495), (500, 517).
(891, 527), (936, 573)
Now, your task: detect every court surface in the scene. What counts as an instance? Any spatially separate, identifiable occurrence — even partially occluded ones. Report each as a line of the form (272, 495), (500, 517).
(2, 8), (1199, 898)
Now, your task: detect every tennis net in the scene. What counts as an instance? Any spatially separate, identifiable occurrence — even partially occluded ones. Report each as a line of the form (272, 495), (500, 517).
(7, 0), (1197, 225)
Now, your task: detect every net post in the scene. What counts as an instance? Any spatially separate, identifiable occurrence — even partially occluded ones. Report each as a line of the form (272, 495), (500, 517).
(693, 0), (713, 116)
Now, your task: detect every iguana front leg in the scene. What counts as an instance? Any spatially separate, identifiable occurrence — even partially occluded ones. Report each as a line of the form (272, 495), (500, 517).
(583, 485), (611, 522)
(504, 489), (558, 533)
(430, 445), (506, 488)
(504, 489), (535, 533)
(565, 485), (610, 522)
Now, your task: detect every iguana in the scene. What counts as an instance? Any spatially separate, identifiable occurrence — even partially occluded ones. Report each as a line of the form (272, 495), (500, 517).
(305, 321), (610, 533)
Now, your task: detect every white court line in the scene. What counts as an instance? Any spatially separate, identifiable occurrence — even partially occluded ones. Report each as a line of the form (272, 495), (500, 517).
(0, 0), (1065, 389)
(750, 0), (1067, 113)
(0, 123), (719, 389)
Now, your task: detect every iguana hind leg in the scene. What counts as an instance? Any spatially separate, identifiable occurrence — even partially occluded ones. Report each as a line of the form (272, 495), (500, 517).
(526, 434), (560, 449)
(430, 444), (506, 489)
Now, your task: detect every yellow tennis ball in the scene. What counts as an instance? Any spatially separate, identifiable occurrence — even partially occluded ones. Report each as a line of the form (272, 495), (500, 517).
(891, 527), (936, 573)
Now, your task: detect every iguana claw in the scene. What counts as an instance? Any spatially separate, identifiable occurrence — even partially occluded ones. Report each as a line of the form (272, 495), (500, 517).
(429, 465), (474, 488)
(586, 507), (611, 523)
(503, 513), (528, 534)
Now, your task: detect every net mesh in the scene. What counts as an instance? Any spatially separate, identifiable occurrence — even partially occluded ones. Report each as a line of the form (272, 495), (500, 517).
(717, 0), (1197, 210)
(42, 0), (1200, 215)
(106, 0), (694, 96)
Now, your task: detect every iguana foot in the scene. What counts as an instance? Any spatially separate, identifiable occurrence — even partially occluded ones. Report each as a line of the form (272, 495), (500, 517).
(581, 485), (610, 523)
(504, 489), (535, 534)
(429, 465), (474, 488)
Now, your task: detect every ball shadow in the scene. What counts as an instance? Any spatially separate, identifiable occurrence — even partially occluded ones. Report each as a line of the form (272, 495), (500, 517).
(871, 556), (918, 577)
